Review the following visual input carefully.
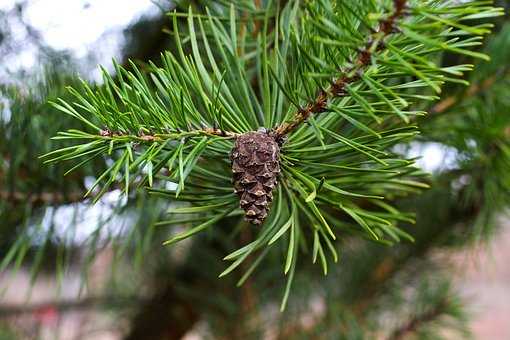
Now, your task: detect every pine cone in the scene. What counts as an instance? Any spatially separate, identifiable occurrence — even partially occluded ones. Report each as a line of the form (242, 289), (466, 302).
(231, 130), (280, 225)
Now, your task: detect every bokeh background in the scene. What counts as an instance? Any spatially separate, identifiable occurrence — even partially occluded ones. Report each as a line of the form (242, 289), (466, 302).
(0, 1), (509, 339)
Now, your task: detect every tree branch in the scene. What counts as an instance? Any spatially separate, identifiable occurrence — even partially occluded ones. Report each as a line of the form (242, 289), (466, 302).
(431, 68), (509, 114)
(98, 126), (239, 141)
(386, 299), (448, 340)
(0, 190), (87, 205)
(0, 296), (142, 318)
(274, 0), (408, 137)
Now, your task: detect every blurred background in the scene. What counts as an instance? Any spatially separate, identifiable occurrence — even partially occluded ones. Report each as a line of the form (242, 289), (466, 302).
(0, 0), (509, 339)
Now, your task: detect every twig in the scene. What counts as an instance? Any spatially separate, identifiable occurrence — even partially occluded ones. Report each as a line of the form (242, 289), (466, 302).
(274, 0), (408, 137)
(0, 296), (142, 318)
(98, 126), (239, 142)
(386, 300), (448, 340)
(0, 190), (86, 205)
(431, 71), (507, 114)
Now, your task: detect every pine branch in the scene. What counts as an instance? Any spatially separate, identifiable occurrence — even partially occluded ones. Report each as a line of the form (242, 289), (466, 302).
(0, 296), (144, 317)
(0, 190), (86, 205)
(98, 126), (239, 141)
(40, 0), (503, 305)
(431, 67), (510, 114)
(274, 0), (408, 137)
(386, 299), (448, 340)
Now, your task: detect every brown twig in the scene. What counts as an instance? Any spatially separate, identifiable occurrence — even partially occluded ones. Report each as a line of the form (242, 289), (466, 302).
(274, 0), (408, 137)
(386, 300), (448, 340)
(99, 127), (239, 141)
(0, 190), (86, 205)
(0, 296), (143, 318)
(431, 73), (503, 114)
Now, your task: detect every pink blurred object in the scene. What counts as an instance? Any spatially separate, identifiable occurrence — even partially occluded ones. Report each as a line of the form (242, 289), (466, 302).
(34, 305), (58, 325)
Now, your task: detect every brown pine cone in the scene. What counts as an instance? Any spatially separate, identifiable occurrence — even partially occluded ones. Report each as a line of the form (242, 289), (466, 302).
(231, 130), (280, 225)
